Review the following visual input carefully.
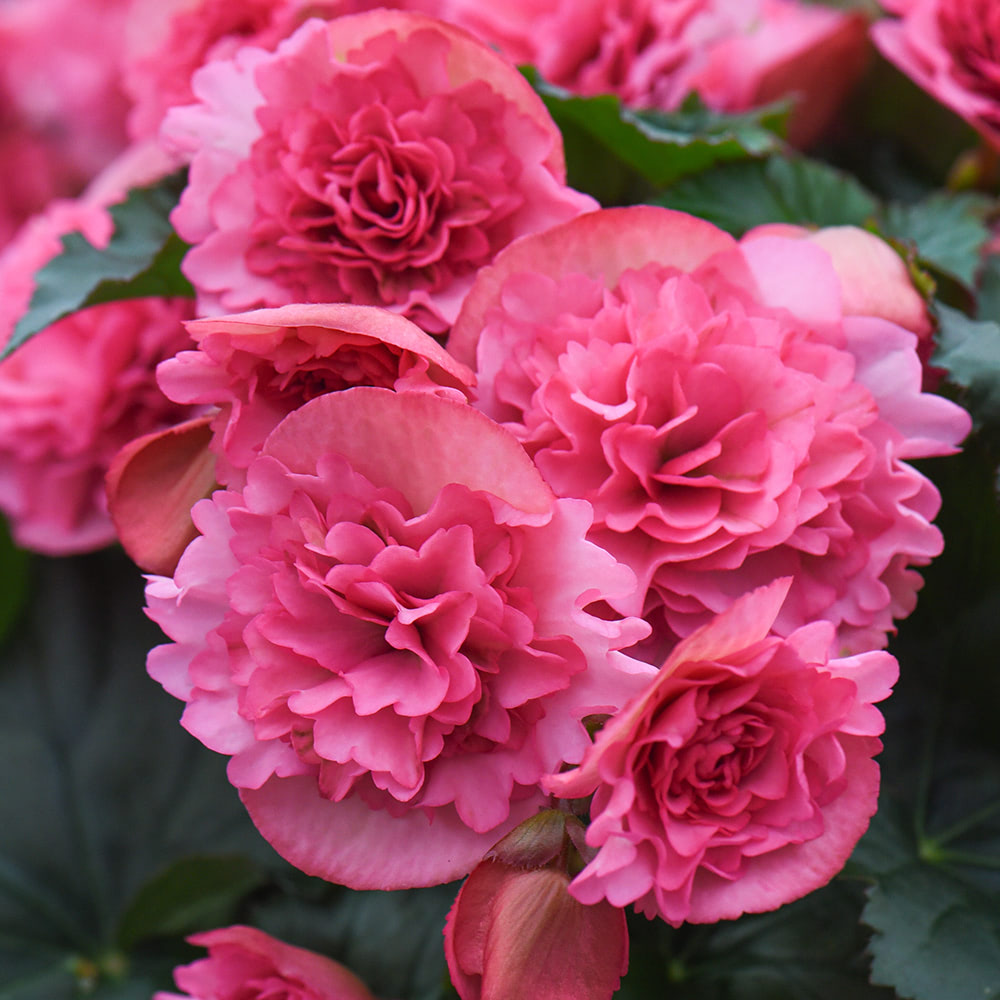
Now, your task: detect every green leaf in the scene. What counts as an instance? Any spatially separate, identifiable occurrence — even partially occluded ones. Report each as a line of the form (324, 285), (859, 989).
(2, 173), (193, 360)
(848, 479), (1000, 1000)
(879, 193), (991, 289)
(976, 252), (1000, 323)
(527, 73), (787, 199)
(866, 866), (1000, 1000)
(855, 809), (1000, 1000)
(0, 551), (269, 995)
(932, 303), (1000, 427)
(117, 856), (266, 949)
(654, 156), (879, 235)
(617, 882), (892, 1000)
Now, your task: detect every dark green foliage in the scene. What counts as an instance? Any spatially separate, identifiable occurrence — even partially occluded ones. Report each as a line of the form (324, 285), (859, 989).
(655, 156), (879, 235)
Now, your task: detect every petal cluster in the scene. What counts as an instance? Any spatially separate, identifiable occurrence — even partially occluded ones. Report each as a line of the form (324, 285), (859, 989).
(452, 206), (971, 655)
(546, 579), (898, 925)
(163, 10), (594, 331)
(146, 388), (649, 888)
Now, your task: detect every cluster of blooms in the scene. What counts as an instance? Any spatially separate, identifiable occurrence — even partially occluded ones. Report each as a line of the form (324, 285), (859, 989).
(0, 0), (986, 997)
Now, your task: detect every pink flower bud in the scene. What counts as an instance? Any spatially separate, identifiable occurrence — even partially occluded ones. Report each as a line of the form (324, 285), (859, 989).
(445, 812), (628, 1000)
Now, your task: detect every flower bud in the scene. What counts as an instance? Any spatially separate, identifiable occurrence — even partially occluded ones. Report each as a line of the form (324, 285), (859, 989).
(444, 811), (628, 1000)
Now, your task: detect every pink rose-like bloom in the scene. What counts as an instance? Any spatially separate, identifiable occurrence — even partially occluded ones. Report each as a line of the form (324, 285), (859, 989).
(873, 0), (1000, 150)
(450, 206), (971, 657)
(0, 190), (193, 554)
(157, 302), (475, 484)
(164, 10), (595, 332)
(156, 925), (374, 1000)
(146, 388), (650, 888)
(418, 0), (868, 147)
(546, 579), (898, 926)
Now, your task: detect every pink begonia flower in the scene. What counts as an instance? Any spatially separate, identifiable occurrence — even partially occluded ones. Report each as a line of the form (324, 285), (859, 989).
(162, 10), (595, 333)
(0, 174), (195, 554)
(545, 579), (898, 926)
(450, 206), (972, 657)
(445, 809), (629, 1000)
(145, 388), (652, 888)
(873, 0), (1000, 150)
(156, 925), (375, 1000)
(416, 0), (868, 147)
(122, 0), (399, 141)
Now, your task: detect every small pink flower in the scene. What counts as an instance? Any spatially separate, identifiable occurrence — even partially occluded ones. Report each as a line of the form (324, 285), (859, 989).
(450, 206), (971, 656)
(873, 0), (1000, 150)
(546, 579), (898, 926)
(445, 812), (629, 1000)
(146, 388), (650, 888)
(163, 10), (594, 332)
(156, 924), (374, 1000)
(420, 0), (868, 147)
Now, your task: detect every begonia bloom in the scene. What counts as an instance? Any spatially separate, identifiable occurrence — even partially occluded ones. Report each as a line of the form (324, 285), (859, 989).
(873, 0), (1000, 150)
(546, 579), (897, 925)
(156, 925), (374, 1000)
(146, 388), (651, 888)
(163, 10), (595, 332)
(450, 206), (971, 656)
